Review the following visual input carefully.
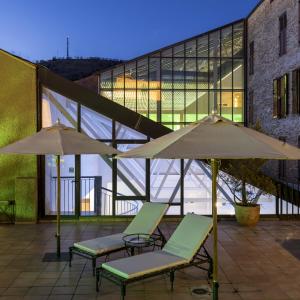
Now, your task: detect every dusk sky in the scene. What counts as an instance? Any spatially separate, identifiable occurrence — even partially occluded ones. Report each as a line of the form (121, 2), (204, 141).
(0, 0), (259, 62)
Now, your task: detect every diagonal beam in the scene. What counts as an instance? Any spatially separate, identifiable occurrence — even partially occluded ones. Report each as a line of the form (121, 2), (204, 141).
(168, 159), (192, 204)
(45, 90), (142, 197)
(154, 160), (175, 201)
(196, 161), (234, 205)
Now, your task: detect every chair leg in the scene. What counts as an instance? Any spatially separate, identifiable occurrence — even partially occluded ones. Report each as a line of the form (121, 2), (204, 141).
(92, 257), (96, 276)
(170, 270), (175, 291)
(203, 246), (213, 279)
(69, 247), (73, 267)
(96, 268), (100, 292)
(121, 283), (126, 300)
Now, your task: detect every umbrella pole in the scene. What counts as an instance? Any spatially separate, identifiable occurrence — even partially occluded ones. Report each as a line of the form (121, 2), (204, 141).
(211, 158), (219, 300)
(56, 155), (61, 257)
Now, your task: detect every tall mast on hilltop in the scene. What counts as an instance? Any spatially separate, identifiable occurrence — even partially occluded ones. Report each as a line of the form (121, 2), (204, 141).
(66, 36), (70, 59)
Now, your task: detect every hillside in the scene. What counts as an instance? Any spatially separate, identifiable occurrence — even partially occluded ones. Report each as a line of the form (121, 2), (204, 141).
(38, 57), (123, 81)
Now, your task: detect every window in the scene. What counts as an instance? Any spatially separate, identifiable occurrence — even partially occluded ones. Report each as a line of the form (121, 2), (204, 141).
(279, 137), (286, 179)
(248, 90), (254, 125)
(298, 0), (300, 44)
(273, 74), (289, 118)
(298, 136), (300, 181)
(249, 41), (254, 75)
(292, 68), (300, 114)
(279, 12), (287, 56)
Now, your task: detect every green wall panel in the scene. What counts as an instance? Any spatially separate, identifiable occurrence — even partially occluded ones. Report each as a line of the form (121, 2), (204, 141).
(0, 51), (37, 221)
(15, 177), (37, 222)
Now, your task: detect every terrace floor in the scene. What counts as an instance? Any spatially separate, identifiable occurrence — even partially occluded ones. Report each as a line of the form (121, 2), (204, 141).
(0, 220), (300, 300)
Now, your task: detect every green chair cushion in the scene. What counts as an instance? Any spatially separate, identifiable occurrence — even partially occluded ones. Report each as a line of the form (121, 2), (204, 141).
(163, 214), (213, 261)
(74, 202), (168, 255)
(102, 250), (187, 279)
(74, 233), (125, 255)
(124, 202), (168, 235)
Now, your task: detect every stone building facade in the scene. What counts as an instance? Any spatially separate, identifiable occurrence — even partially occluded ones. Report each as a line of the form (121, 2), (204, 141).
(247, 0), (300, 183)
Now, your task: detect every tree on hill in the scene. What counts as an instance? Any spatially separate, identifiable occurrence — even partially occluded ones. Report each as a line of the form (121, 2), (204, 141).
(38, 57), (123, 81)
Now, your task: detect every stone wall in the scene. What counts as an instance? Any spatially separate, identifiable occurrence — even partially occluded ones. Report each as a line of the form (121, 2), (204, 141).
(247, 0), (300, 182)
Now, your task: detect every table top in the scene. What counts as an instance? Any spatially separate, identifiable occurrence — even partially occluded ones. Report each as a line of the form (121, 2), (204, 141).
(122, 233), (155, 248)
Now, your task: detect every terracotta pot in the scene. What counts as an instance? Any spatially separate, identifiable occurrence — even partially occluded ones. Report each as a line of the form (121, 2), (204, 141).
(234, 204), (260, 226)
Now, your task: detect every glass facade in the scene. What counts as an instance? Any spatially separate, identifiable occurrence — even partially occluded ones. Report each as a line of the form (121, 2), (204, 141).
(42, 84), (271, 217)
(99, 21), (245, 128)
(40, 20), (276, 218)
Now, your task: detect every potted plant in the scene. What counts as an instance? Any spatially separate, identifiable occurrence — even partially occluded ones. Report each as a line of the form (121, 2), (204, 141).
(218, 122), (275, 226)
(219, 159), (275, 226)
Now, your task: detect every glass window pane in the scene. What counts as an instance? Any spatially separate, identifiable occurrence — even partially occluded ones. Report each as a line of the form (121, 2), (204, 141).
(209, 31), (220, 57)
(221, 91), (233, 120)
(198, 35), (209, 57)
(161, 58), (173, 89)
(100, 90), (112, 100)
(137, 59), (148, 89)
(161, 48), (172, 57)
(100, 71), (112, 89)
(125, 90), (136, 111)
(186, 91), (197, 122)
(185, 58), (197, 89)
(233, 22), (244, 57)
(149, 90), (160, 121)
(197, 59), (209, 89)
(221, 59), (233, 89)
(137, 90), (148, 117)
(151, 52), (160, 57)
(42, 87), (77, 128)
(209, 59), (221, 89)
(45, 155), (75, 216)
(113, 66), (124, 89)
(149, 58), (160, 89)
(209, 91), (220, 115)
(115, 122), (147, 140)
(125, 62), (137, 89)
(115, 200), (144, 216)
(233, 91), (244, 122)
(80, 154), (113, 216)
(173, 58), (184, 89)
(174, 44), (184, 57)
(117, 144), (145, 196)
(81, 105), (112, 140)
(161, 91), (173, 123)
(221, 26), (233, 57)
(166, 206), (180, 215)
(112, 89), (124, 106)
(197, 91), (208, 119)
(185, 40), (196, 57)
(150, 159), (181, 204)
(233, 59), (244, 89)
(184, 160), (212, 215)
(173, 90), (185, 122)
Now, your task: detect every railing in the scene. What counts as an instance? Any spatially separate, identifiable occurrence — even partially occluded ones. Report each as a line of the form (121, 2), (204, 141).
(277, 181), (300, 218)
(50, 176), (139, 216)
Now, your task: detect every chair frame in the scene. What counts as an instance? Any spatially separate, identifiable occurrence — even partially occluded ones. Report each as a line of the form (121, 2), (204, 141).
(69, 227), (166, 275)
(95, 234), (212, 299)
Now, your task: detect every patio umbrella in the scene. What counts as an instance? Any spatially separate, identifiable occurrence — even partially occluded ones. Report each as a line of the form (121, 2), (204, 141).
(118, 114), (300, 300)
(0, 120), (120, 258)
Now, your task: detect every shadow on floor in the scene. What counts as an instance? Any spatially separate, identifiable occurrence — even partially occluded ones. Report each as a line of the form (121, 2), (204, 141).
(281, 239), (300, 260)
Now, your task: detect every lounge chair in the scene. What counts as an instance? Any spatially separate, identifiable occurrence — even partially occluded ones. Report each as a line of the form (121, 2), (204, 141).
(96, 213), (213, 299)
(69, 202), (168, 275)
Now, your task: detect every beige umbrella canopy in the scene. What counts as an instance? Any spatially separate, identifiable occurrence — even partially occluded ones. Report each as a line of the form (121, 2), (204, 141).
(0, 121), (119, 155)
(118, 114), (300, 160)
(118, 115), (300, 300)
(0, 121), (120, 257)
